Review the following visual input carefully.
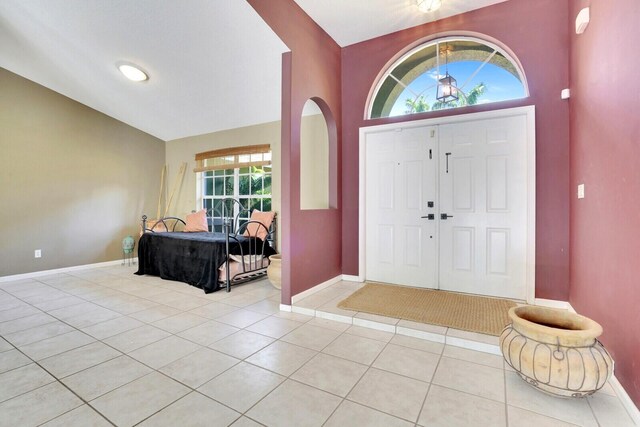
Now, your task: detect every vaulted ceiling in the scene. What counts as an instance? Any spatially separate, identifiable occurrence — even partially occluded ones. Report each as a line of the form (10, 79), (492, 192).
(0, 0), (510, 141)
(293, 0), (510, 47)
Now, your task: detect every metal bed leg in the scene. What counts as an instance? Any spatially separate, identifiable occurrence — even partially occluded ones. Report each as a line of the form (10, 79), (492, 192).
(224, 218), (231, 293)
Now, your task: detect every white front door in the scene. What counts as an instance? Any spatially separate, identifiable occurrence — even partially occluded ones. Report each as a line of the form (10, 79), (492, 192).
(365, 126), (438, 288)
(438, 116), (528, 300)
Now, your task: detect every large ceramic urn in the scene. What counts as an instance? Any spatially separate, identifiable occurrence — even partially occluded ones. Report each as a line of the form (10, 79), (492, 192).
(500, 306), (613, 398)
(266, 254), (281, 290)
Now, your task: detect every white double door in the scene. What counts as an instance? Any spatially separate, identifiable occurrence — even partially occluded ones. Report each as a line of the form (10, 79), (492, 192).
(365, 114), (529, 300)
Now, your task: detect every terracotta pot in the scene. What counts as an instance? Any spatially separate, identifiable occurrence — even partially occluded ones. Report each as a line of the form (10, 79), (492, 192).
(266, 254), (281, 290)
(500, 306), (613, 398)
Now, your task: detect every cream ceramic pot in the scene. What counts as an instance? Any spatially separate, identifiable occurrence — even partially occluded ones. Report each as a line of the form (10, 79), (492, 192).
(266, 254), (282, 290)
(500, 306), (613, 398)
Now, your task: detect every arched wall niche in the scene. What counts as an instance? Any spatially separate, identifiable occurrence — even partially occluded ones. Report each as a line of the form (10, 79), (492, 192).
(300, 96), (338, 210)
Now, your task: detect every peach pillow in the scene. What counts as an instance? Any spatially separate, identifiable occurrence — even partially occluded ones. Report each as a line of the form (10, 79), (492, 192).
(243, 210), (275, 240)
(145, 219), (168, 233)
(184, 209), (209, 232)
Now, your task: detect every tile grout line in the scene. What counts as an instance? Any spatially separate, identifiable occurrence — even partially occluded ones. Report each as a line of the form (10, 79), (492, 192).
(1, 275), (219, 426)
(3, 271), (627, 427)
(287, 322), (358, 426)
(235, 323), (407, 425)
(503, 352), (510, 427)
(9, 292), (501, 426)
(413, 337), (446, 426)
(0, 332), (117, 427)
(504, 369), (605, 426)
(55, 319), (250, 424)
(77, 304), (308, 425)
(333, 329), (407, 423)
(585, 393), (603, 427)
(242, 324), (366, 425)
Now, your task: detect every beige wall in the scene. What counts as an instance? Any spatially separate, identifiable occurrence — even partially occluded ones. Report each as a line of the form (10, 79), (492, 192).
(300, 113), (329, 210)
(0, 68), (165, 276)
(165, 121), (281, 242)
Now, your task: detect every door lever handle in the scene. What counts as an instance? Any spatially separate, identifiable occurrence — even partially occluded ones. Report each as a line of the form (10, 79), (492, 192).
(441, 213), (454, 220)
(421, 214), (435, 220)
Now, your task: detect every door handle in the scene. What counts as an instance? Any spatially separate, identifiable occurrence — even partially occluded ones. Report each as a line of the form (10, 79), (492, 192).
(421, 214), (435, 220)
(441, 213), (454, 220)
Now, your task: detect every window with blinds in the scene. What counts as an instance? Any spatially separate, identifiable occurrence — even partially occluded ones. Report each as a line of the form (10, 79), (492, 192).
(194, 144), (271, 172)
(195, 145), (272, 230)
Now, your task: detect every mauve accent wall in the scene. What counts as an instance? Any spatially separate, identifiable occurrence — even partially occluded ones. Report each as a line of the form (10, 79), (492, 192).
(341, 0), (572, 301)
(248, 0), (343, 304)
(569, 0), (640, 406)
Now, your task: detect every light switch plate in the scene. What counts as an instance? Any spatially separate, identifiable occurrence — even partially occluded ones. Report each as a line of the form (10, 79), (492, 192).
(34, 249), (42, 258)
(577, 184), (585, 199)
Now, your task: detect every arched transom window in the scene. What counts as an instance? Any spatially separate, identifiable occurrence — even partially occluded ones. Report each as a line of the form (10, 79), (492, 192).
(368, 36), (528, 119)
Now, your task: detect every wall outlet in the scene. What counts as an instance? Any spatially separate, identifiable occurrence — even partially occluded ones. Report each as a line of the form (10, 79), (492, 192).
(34, 249), (42, 258)
(577, 184), (585, 199)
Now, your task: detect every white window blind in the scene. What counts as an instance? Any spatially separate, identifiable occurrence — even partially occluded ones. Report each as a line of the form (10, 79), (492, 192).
(194, 144), (271, 172)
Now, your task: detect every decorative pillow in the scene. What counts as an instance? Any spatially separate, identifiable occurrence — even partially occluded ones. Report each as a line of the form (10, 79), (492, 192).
(243, 210), (275, 240)
(140, 219), (168, 235)
(184, 209), (209, 232)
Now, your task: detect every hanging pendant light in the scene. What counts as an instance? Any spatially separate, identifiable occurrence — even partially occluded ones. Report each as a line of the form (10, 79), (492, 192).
(436, 43), (459, 103)
(416, 0), (442, 13)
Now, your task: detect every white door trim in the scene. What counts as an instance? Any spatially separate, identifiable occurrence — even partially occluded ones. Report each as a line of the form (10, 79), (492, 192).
(359, 106), (537, 304)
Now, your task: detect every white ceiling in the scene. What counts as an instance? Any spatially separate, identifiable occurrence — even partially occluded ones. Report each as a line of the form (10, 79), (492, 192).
(0, 0), (288, 141)
(0, 0), (509, 142)
(293, 0), (511, 47)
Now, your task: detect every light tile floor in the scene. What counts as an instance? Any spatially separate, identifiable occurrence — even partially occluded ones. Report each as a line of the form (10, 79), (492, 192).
(0, 266), (636, 426)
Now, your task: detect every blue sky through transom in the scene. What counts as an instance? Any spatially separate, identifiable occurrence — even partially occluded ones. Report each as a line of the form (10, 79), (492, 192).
(389, 61), (526, 116)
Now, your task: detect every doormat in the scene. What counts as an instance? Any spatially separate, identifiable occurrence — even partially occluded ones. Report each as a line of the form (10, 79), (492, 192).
(337, 282), (517, 336)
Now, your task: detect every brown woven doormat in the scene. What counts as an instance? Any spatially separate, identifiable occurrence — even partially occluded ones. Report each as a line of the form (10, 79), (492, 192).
(338, 282), (517, 336)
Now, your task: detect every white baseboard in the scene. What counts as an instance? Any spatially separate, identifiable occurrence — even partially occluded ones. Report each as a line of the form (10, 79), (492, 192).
(291, 305), (316, 317)
(279, 304), (292, 312)
(534, 298), (576, 313)
(445, 335), (502, 356)
(341, 274), (364, 282)
(610, 374), (640, 425)
(316, 310), (353, 325)
(0, 258), (138, 283)
(290, 275), (342, 304)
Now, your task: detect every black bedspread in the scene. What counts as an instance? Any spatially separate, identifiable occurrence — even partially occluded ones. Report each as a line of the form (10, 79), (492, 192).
(135, 232), (276, 293)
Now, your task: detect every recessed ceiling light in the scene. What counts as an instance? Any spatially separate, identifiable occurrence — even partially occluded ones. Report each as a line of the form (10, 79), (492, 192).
(416, 0), (442, 13)
(117, 63), (148, 82)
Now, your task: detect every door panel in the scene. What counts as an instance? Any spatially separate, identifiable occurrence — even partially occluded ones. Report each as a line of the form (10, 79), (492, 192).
(377, 162), (394, 209)
(403, 226), (422, 267)
(377, 225), (394, 265)
(452, 157), (474, 211)
(487, 156), (508, 211)
(487, 228), (509, 275)
(365, 126), (438, 288)
(452, 227), (474, 272)
(439, 116), (528, 300)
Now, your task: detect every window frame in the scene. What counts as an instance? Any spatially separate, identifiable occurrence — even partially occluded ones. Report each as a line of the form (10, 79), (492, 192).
(366, 35), (529, 120)
(200, 165), (272, 230)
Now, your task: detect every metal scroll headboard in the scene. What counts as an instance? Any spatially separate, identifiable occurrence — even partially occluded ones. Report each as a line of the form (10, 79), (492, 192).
(206, 198), (277, 251)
